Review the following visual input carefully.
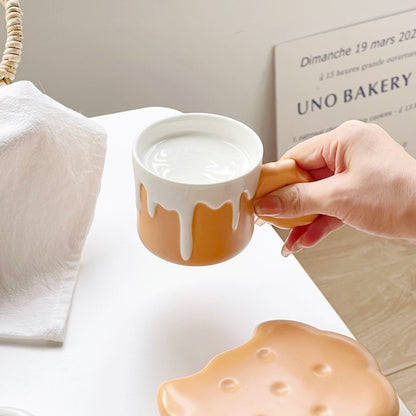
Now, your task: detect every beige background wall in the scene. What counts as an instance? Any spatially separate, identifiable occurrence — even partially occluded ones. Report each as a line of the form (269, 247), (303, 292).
(5, 0), (416, 160)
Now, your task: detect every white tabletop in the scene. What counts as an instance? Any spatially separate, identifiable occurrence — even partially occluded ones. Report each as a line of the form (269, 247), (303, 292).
(0, 107), (410, 416)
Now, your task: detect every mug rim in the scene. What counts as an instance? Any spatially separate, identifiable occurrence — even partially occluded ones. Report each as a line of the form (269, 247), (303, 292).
(132, 112), (263, 188)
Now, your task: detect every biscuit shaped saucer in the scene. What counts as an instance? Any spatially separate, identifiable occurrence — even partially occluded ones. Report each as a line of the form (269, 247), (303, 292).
(158, 320), (399, 416)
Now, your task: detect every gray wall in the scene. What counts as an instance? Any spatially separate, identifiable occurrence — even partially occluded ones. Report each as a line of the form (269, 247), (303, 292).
(4, 0), (416, 160)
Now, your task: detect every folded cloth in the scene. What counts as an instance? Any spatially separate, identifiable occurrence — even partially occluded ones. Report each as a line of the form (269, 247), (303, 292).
(0, 81), (106, 342)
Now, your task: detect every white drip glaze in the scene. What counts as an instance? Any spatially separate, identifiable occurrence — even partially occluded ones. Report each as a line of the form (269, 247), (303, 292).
(136, 178), (258, 261)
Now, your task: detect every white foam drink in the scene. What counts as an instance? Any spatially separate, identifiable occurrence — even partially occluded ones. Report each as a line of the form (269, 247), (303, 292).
(143, 133), (251, 184)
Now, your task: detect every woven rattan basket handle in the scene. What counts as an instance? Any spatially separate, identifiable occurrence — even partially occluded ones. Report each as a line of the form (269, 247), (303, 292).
(0, 0), (22, 86)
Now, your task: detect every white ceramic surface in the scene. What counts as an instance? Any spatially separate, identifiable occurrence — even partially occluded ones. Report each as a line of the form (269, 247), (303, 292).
(0, 409), (35, 416)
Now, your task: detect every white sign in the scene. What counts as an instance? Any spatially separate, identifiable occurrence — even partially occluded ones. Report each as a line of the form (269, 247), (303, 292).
(275, 9), (416, 157)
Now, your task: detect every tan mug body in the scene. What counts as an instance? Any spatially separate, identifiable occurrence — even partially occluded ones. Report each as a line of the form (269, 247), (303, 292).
(132, 113), (316, 266)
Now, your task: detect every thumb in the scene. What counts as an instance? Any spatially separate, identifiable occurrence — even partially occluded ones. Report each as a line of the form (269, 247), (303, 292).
(254, 176), (343, 219)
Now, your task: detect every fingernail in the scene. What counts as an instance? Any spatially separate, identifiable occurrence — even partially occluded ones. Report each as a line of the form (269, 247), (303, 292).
(282, 240), (304, 257)
(254, 196), (281, 216)
(291, 241), (303, 254)
(281, 244), (292, 257)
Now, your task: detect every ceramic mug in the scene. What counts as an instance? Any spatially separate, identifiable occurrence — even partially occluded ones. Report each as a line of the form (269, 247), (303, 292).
(132, 113), (317, 266)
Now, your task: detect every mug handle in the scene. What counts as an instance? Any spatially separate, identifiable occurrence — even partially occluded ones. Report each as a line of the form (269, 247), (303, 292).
(254, 158), (318, 228)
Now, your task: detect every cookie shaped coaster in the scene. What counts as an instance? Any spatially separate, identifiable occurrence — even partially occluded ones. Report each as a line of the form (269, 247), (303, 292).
(158, 320), (399, 416)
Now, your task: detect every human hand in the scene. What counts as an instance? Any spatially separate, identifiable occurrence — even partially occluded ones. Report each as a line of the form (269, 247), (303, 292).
(254, 120), (416, 256)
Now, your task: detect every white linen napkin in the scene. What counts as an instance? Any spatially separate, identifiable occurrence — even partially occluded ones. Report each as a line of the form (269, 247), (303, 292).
(0, 81), (106, 342)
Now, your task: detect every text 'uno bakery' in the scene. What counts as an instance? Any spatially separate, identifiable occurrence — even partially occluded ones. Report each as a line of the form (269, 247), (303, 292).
(297, 72), (412, 115)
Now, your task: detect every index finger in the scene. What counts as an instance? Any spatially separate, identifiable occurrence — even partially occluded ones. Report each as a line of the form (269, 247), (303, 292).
(281, 131), (334, 171)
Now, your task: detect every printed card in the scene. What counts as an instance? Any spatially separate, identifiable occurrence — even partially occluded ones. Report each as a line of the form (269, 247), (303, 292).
(275, 9), (416, 157)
